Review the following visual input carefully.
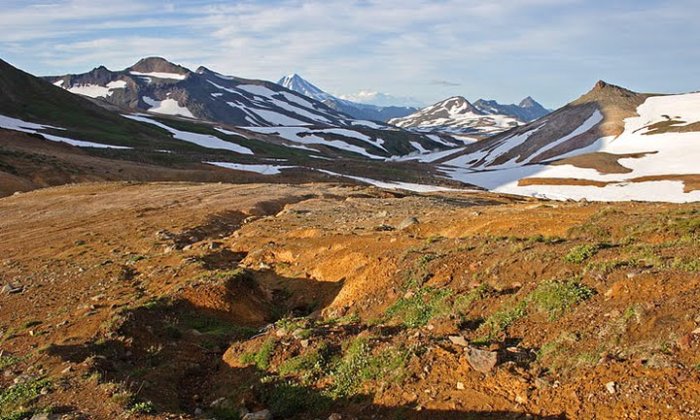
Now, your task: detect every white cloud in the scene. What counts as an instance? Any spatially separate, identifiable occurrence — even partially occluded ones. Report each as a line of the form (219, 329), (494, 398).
(0, 0), (699, 107)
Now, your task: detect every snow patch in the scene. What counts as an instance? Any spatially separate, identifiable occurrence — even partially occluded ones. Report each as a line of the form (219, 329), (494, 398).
(124, 114), (253, 155)
(143, 97), (195, 118)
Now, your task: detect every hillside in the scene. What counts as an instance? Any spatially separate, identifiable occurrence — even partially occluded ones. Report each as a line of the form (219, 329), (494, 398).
(0, 182), (698, 418)
(436, 81), (700, 202)
(0, 59), (464, 196)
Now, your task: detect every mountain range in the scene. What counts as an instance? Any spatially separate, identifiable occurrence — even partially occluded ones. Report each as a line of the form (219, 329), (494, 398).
(0, 56), (698, 202)
(277, 74), (419, 122)
(389, 95), (550, 138)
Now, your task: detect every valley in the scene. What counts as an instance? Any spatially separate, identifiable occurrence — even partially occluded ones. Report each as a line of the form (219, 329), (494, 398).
(0, 8), (698, 416)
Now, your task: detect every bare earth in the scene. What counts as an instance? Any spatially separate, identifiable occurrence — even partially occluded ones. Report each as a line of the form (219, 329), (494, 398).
(0, 182), (698, 419)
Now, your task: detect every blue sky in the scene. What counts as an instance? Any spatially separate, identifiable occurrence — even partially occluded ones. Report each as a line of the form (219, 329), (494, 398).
(1, 0), (698, 108)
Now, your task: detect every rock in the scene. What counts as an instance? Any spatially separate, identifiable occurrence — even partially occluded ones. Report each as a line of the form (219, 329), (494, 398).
(1, 284), (23, 294)
(676, 334), (694, 350)
(194, 407), (203, 415)
(374, 224), (395, 231)
(398, 216), (419, 230)
(465, 346), (498, 373)
(209, 241), (223, 250)
(448, 335), (469, 347)
(30, 414), (52, 420)
(605, 381), (616, 394)
(300, 339), (310, 348)
(243, 409), (272, 420)
(456, 382), (465, 390)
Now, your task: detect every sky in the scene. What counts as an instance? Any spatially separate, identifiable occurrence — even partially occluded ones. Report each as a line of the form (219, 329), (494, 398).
(1, 0), (699, 109)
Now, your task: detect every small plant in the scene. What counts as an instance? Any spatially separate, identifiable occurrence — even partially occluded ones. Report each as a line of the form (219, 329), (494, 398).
(129, 400), (156, 414)
(241, 338), (276, 370)
(564, 244), (600, 264)
(0, 354), (20, 370)
(453, 283), (492, 315)
(330, 337), (371, 398)
(385, 287), (452, 328)
(529, 280), (596, 320)
(0, 378), (51, 418)
(280, 344), (334, 387)
(261, 379), (331, 417)
(476, 300), (527, 342)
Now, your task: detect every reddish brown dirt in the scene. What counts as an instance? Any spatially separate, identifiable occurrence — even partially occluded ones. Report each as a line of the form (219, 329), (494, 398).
(0, 182), (698, 419)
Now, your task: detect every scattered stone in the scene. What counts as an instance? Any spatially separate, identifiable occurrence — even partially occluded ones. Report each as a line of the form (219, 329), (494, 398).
(456, 382), (465, 390)
(448, 335), (469, 347)
(398, 216), (419, 230)
(1, 284), (23, 294)
(605, 381), (617, 394)
(328, 414), (343, 420)
(300, 339), (310, 348)
(242, 409), (272, 420)
(30, 414), (52, 420)
(61, 366), (72, 374)
(374, 224), (395, 231)
(465, 346), (498, 373)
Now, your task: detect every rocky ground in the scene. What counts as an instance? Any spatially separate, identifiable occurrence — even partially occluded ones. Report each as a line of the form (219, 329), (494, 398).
(0, 181), (698, 419)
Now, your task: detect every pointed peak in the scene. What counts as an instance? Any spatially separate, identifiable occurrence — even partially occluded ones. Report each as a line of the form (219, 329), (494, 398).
(128, 57), (189, 74)
(572, 80), (641, 106)
(519, 96), (542, 108)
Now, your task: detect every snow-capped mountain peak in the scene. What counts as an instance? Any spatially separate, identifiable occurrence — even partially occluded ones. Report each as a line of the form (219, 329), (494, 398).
(277, 74), (418, 122)
(277, 74), (333, 102)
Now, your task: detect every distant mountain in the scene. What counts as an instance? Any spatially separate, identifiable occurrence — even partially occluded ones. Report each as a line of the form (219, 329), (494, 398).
(47, 57), (353, 128)
(338, 90), (423, 108)
(388, 96), (524, 137)
(437, 80), (700, 202)
(277, 74), (418, 122)
(473, 96), (550, 122)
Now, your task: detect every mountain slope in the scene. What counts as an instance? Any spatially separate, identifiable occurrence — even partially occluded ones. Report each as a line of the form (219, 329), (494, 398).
(48, 58), (352, 127)
(473, 96), (549, 122)
(277, 74), (418, 122)
(438, 81), (700, 202)
(388, 96), (524, 138)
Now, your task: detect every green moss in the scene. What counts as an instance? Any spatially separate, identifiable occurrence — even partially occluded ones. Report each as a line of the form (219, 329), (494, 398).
(476, 300), (528, 342)
(564, 244), (600, 263)
(385, 287), (452, 328)
(453, 283), (492, 315)
(528, 280), (596, 320)
(241, 338), (277, 371)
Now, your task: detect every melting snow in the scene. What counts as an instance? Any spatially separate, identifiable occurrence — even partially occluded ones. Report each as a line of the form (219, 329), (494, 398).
(143, 97), (195, 118)
(129, 71), (187, 80)
(66, 80), (127, 99)
(206, 161), (294, 175)
(0, 114), (131, 149)
(124, 114), (253, 155)
(243, 126), (385, 159)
